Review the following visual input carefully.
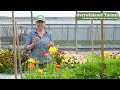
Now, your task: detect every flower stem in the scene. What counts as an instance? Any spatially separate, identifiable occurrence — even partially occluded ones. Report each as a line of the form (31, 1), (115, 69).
(47, 57), (48, 67)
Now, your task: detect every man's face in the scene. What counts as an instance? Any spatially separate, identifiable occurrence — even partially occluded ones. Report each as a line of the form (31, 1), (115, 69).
(35, 20), (45, 30)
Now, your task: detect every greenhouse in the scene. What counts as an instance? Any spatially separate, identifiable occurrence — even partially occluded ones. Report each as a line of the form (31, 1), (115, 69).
(0, 11), (120, 79)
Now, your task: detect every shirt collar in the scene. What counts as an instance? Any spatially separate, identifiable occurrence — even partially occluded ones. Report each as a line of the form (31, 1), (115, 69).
(34, 29), (49, 34)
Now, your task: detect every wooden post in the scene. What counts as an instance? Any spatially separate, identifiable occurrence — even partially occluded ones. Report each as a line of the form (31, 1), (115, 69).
(12, 11), (17, 79)
(31, 11), (33, 30)
(91, 20), (94, 54)
(101, 11), (104, 79)
(15, 22), (22, 79)
(75, 11), (78, 54)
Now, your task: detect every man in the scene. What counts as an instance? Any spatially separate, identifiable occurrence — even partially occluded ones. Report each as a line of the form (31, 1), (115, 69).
(25, 15), (54, 67)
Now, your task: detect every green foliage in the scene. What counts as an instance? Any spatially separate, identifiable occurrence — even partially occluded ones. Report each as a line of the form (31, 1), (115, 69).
(53, 55), (62, 65)
(0, 48), (14, 74)
(54, 40), (120, 46)
(0, 48), (29, 74)
(24, 53), (120, 79)
(24, 64), (76, 79)
(104, 59), (120, 79)
(55, 67), (76, 79)
(85, 53), (101, 62)
(73, 61), (101, 79)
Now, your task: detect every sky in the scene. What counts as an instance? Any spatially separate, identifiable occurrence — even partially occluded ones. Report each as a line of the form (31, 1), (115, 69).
(0, 11), (120, 17)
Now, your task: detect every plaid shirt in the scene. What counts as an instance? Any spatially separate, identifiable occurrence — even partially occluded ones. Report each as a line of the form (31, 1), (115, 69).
(25, 29), (54, 64)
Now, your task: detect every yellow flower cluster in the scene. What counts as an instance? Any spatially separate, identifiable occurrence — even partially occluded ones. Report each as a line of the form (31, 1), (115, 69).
(48, 45), (86, 65)
(38, 69), (43, 73)
(28, 58), (43, 73)
(104, 51), (111, 58)
(115, 54), (120, 59)
(28, 58), (39, 64)
(28, 58), (39, 69)
(0, 63), (3, 67)
(48, 46), (58, 54)
(99, 51), (111, 58)
(110, 52), (120, 59)
(0, 49), (10, 57)
(99, 51), (120, 59)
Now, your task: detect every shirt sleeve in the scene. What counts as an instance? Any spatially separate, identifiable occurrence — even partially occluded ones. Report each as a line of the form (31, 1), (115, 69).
(24, 31), (32, 50)
(49, 31), (54, 45)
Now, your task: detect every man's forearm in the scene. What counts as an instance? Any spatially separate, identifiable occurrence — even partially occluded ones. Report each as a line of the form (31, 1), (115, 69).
(26, 43), (35, 51)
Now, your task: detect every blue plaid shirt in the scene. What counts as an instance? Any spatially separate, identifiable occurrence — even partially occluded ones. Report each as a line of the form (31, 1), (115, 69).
(25, 29), (54, 64)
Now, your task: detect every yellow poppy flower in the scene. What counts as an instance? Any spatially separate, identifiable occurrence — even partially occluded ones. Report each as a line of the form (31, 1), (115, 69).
(28, 58), (36, 63)
(48, 46), (58, 54)
(38, 69), (43, 73)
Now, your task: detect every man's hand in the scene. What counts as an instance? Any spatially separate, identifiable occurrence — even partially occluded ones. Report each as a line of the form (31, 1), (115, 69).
(27, 37), (40, 51)
(32, 37), (40, 46)
(46, 41), (53, 49)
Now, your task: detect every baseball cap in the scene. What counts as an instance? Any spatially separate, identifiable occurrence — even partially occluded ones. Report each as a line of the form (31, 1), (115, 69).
(35, 15), (45, 22)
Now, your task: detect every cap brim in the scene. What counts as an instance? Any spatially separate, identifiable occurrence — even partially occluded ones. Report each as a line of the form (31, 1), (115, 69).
(35, 19), (45, 22)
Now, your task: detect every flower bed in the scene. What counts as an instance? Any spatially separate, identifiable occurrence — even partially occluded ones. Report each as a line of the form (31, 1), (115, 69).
(1, 47), (120, 79)
(0, 48), (29, 74)
(24, 50), (120, 79)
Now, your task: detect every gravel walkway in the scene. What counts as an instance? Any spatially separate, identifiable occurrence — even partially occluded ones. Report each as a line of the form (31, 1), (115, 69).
(0, 74), (25, 79)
